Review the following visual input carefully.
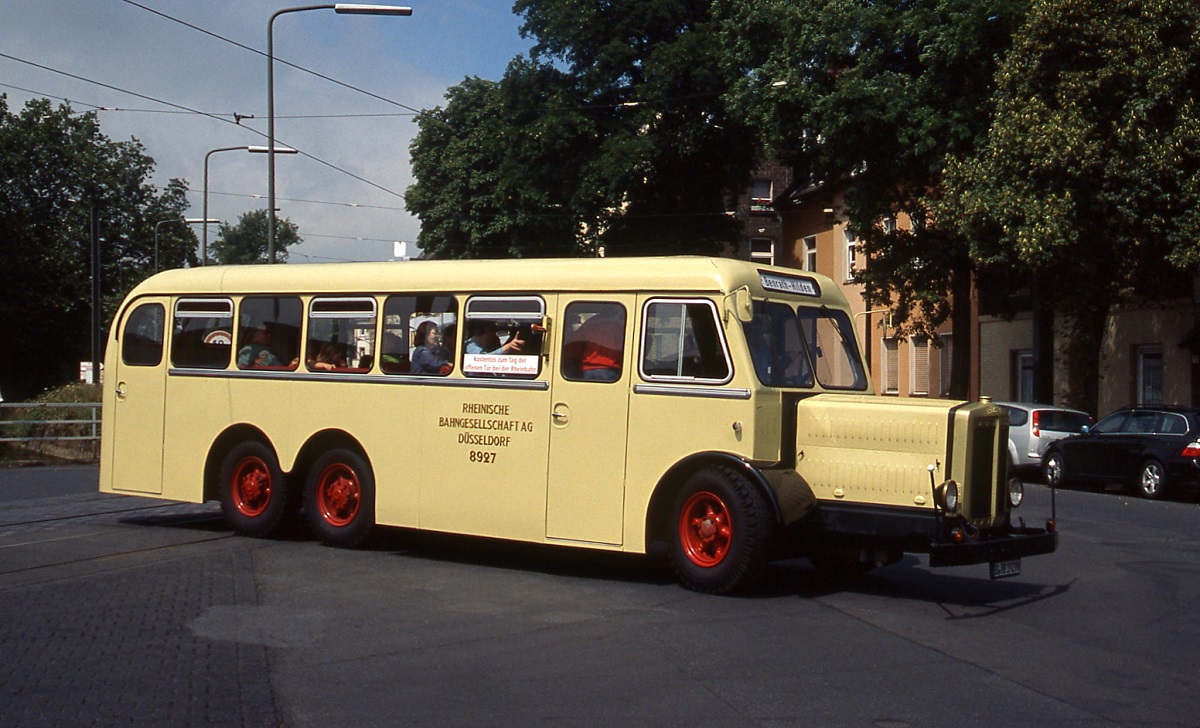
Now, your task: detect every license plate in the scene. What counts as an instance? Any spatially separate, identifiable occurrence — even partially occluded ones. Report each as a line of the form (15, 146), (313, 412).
(990, 559), (1021, 579)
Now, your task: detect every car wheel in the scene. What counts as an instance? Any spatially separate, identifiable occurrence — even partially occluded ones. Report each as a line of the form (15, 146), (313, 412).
(1135, 459), (1167, 500)
(1043, 450), (1067, 488)
(218, 441), (291, 537)
(304, 448), (375, 547)
(667, 466), (773, 595)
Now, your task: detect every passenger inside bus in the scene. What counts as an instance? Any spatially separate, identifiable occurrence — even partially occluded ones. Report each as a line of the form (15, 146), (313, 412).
(563, 310), (624, 381)
(410, 321), (453, 375)
(307, 342), (347, 371)
(238, 322), (296, 369)
(466, 320), (524, 355)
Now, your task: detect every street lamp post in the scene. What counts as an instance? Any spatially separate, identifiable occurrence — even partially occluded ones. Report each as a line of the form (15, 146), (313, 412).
(155, 218), (219, 273)
(267, 3), (412, 263)
(204, 145), (295, 266)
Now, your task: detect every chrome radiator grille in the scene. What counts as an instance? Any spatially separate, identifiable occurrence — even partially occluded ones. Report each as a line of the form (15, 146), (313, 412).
(965, 414), (1004, 521)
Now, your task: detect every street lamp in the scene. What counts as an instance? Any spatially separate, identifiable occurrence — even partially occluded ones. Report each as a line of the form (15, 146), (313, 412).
(204, 145), (296, 266)
(267, 3), (412, 263)
(155, 218), (219, 273)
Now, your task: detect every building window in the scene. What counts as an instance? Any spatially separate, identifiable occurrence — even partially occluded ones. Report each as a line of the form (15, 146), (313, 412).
(882, 337), (899, 395)
(940, 333), (954, 397)
(750, 179), (773, 211)
(803, 235), (817, 273)
(910, 336), (930, 396)
(749, 237), (775, 265)
(1013, 350), (1034, 402)
(843, 229), (857, 282)
(1137, 346), (1163, 405)
(1012, 350), (1032, 400)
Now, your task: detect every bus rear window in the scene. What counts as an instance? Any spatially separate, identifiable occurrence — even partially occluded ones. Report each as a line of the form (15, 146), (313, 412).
(122, 303), (164, 367)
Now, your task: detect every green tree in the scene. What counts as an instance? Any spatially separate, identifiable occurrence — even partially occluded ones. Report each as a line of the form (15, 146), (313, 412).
(719, 0), (1029, 398)
(942, 0), (1200, 413)
(210, 209), (301, 265)
(0, 95), (195, 400)
(407, 0), (757, 258)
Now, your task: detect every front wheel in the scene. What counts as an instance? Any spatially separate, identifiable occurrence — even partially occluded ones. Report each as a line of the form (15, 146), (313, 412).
(1043, 450), (1067, 488)
(304, 448), (375, 547)
(218, 441), (290, 537)
(1135, 460), (1166, 500)
(667, 466), (773, 595)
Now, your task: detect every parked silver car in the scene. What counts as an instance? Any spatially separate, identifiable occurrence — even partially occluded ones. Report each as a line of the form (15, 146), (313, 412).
(998, 402), (1093, 473)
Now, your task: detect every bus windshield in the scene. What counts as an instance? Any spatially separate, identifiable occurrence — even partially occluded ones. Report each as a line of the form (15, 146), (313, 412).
(743, 301), (867, 390)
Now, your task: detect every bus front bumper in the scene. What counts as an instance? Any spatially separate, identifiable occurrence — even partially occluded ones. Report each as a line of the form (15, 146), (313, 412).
(927, 527), (1058, 568)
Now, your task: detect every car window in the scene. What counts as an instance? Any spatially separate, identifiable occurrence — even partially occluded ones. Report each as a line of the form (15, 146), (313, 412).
(1039, 411), (1092, 433)
(1157, 413), (1189, 435)
(1001, 406), (1028, 427)
(1127, 411), (1158, 434)
(1092, 411), (1131, 434)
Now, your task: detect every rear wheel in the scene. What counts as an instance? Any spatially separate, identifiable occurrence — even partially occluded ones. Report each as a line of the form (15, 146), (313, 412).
(218, 441), (290, 537)
(667, 466), (773, 595)
(1043, 450), (1067, 488)
(1135, 459), (1166, 500)
(305, 448), (375, 547)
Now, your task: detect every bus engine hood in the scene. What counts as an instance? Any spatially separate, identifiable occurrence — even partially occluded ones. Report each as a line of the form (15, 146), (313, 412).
(793, 394), (1009, 527)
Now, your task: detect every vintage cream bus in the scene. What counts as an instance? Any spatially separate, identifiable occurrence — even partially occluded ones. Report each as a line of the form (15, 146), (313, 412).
(99, 256), (1056, 593)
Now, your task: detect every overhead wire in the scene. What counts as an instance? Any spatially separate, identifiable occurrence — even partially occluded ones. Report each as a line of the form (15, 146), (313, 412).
(118, 0), (424, 115)
(0, 50), (406, 199)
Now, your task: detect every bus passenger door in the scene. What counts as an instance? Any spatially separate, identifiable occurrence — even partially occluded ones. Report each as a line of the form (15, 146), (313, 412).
(546, 297), (634, 545)
(109, 299), (168, 494)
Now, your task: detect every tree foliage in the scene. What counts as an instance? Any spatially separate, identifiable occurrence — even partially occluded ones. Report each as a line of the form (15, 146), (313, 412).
(210, 209), (301, 265)
(942, 0), (1200, 411)
(0, 95), (195, 400)
(407, 0), (756, 258)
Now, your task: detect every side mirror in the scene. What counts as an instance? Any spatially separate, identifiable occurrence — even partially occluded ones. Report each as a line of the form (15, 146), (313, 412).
(1081, 425), (1091, 435)
(730, 286), (754, 323)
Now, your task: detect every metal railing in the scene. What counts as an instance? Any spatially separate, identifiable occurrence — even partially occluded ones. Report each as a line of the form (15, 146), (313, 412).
(0, 402), (102, 448)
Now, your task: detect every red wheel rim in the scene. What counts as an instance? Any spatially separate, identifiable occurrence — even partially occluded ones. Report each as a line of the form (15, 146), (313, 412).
(315, 462), (361, 527)
(231, 456), (272, 518)
(678, 490), (732, 568)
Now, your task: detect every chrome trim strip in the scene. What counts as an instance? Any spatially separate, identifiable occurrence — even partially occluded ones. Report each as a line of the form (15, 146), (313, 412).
(167, 368), (550, 391)
(633, 384), (751, 400)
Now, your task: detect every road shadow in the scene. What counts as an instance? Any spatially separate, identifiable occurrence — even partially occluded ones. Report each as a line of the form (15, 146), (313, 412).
(742, 554), (1073, 615)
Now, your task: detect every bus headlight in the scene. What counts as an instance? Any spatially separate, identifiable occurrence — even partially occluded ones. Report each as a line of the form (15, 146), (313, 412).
(1007, 477), (1024, 508)
(934, 480), (959, 514)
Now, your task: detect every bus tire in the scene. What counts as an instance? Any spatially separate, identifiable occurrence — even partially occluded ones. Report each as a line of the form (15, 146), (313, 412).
(304, 448), (375, 548)
(218, 441), (291, 538)
(667, 466), (772, 595)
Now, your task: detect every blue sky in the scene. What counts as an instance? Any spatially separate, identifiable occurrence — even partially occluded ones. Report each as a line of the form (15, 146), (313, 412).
(0, 0), (533, 262)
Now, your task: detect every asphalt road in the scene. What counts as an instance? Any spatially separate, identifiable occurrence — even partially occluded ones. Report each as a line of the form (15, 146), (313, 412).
(1, 466), (1198, 727)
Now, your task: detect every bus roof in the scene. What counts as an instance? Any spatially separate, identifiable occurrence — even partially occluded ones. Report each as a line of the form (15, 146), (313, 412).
(127, 256), (846, 303)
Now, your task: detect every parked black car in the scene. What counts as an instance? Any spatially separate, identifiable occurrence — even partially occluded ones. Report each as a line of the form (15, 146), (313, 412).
(1042, 406), (1200, 499)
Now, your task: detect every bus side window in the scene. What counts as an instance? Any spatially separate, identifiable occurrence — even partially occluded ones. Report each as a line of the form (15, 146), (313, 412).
(172, 298), (234, 369)
(122, 303), (165, 367)
(381, 295), (459, 376)
(640, 300), (731, 382)
(306, 297), (375, 373)
(462, 296), (545, 379)
(562, 302), (625, 382)
(237, 296), (302, 371)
